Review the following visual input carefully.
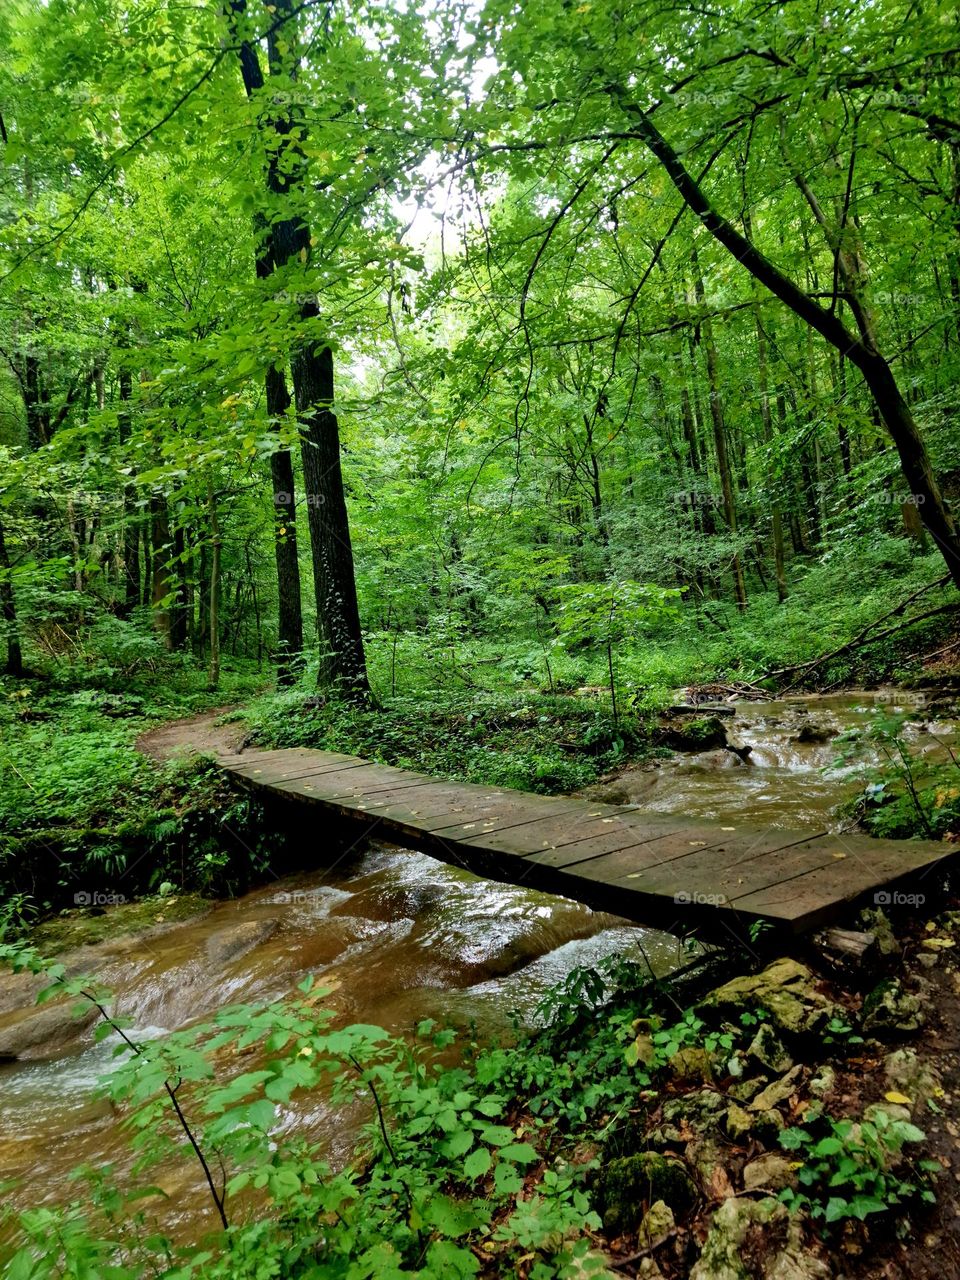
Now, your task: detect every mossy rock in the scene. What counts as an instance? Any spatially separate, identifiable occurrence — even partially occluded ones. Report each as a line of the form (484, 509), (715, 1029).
(700, 958), (837, 1035)
(597, 1151), (697, 1235)
(862, 979), (924, 1034)
(654, 715), (728, 752)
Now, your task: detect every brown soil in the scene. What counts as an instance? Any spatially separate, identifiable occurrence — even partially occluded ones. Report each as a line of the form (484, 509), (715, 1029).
(136, 707), (248, 762)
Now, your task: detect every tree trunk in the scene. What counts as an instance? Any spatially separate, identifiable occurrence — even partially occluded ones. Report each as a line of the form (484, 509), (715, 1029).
(207, 479), (221, 690)
(293, 329), (369, 693)
(117, 364), (141, 616)
(0, 517), (24, 676)
(692, 254), (747, 611)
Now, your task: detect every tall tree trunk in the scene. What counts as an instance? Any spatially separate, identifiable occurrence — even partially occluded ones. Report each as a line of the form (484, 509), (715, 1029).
(150, 497), (174, 650)
(230, 0), (367, 692)
(207, 479), (221, 690)
(692, 253), (747, 611)
(0, 517), (24, 676)
(117, 365), (140, 616)
(755, 317), (787, 602)
(292, 328), (369, 693)
(264, 362), (303, 683)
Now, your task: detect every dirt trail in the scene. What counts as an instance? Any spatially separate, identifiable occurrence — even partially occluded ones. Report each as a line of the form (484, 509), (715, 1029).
(136, 707), (248, 762)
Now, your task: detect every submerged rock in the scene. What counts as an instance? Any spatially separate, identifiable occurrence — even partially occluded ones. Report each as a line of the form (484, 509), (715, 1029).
(205, 918), (279, 967)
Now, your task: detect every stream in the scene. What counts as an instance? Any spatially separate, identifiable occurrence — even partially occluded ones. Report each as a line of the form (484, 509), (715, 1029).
(0, 689), (954, 1240)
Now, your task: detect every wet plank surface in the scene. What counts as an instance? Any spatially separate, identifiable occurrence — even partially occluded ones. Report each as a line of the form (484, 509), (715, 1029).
(220, 748), (954, 938)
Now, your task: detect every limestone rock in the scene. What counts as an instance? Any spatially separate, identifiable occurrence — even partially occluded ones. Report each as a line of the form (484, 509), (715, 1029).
(728, 1076), (769, 1103)
(654, 714), (728, 752)
(884, 1047), (940, 1107)
(638, 1199), (675, 1247)
(862, 979), (924, 1034)
(691, 1197), (830, 1280)
(686, 1134), (734, 1200)
(700, 958), (837, 1035)
(809, 1065), (835, 1098)
(859, 908), (901, 956)
(0, 999), (99, 1061)
(662, 1088), (727, 1133)
(742, 1153), (797, 1193)
(749, 1065), (804, 1112)
(597, 1152), (697, 1235)
(669, 1046), (714, 1085)
(722, 1103), (756, 1143)
(748, 1023), (793, 1073)
(205, 918), (278, 967)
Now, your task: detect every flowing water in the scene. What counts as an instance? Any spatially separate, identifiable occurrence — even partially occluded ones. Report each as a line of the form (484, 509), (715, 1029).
(0, 689), (954, 1238)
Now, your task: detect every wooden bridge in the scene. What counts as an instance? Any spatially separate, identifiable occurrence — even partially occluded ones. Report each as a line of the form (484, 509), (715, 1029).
(219, 747), (953, 939)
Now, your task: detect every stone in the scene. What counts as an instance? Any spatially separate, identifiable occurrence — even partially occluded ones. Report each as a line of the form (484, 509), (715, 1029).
(742, 1153), (797, 1193)
(690, 1197), (830, 1280)
(662, 1088), (727, 1133)
(862, 979), (924, 1034)
(654, 714), (728, 752)
(864, 1101), (912, 1127)
(884, 1047), (940, 1107)
(750, 1109), (786, 1144)
(638, 1199), (675, 1247)
(728, 1076), (769, 1103)
(722, 1103), (756, 1143)
(700, 958), (838, 1035)
(686, 1135), (734, 1200)
(747, 1024), (793, 1073)
(669, 1046), (714, 1085)
(0, 999), (99, 1061)
(859, 908), (901, 956)
(632, 1033), (656, 1067)
(635, 1262), (665, 1280)
(597, 1152), (697, 1235)
(809, 1065), (836, 1098)
(748, 1065), (804, 1112)
(205, 918), (278, 967)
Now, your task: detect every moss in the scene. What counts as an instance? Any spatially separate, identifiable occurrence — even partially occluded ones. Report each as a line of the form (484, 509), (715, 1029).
(597, 1151), (697, 1235)
(31, 894), (208, 954)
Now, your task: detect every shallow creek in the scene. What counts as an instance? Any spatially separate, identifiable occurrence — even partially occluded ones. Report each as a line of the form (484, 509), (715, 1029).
(0, 689), (953, 1238)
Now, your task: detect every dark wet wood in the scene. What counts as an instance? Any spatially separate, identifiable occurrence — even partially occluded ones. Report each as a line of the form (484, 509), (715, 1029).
(220, 748), (955, 938)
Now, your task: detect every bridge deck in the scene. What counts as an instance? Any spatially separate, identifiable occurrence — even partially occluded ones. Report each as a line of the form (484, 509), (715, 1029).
(220, 747), (953, 938)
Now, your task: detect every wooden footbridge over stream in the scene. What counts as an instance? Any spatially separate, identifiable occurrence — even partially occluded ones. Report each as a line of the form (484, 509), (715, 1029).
(219, 747), (955, 940)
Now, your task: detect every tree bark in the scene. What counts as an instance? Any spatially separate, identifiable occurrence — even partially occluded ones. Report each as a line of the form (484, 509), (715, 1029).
(0, 517), (24, 676)
(692, 253), (747, 611)
(117, 364), (140, 616)
(207, 479), (221, 690)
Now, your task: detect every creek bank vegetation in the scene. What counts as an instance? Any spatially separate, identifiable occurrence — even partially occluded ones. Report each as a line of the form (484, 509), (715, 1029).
(2, 898), (959, 1278)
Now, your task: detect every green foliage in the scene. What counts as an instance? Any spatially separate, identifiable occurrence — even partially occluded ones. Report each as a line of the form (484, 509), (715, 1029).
(244, 686), (657, 796)
(836, 710), (960, 839)
(779, 1111), (937, 1225)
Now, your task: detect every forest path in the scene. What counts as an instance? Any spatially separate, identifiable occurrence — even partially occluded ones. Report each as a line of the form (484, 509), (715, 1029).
(136, 707), (246, 762)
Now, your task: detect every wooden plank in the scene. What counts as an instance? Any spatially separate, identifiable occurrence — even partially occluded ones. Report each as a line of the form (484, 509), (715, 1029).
(225, 754), (368, 785)
(281, 766), (437, 801)
(218, 745), (960, 938)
